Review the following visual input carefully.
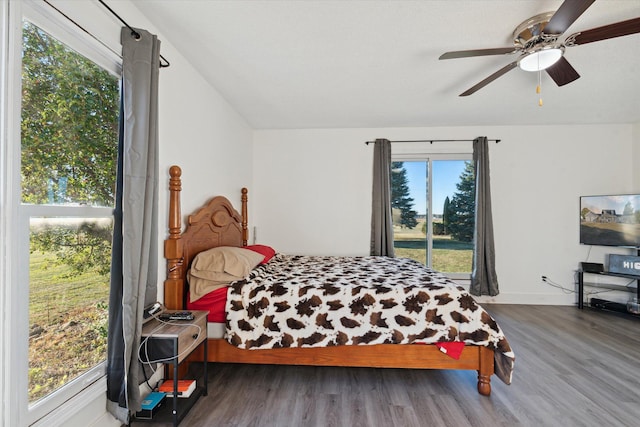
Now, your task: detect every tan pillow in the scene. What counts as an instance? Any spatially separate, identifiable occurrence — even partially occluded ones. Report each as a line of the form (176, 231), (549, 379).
(188, 246), (264, 302)
(187, 275), (230, 302)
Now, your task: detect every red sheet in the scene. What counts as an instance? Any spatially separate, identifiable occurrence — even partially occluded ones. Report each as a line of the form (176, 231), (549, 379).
(186, 286), (227, 323)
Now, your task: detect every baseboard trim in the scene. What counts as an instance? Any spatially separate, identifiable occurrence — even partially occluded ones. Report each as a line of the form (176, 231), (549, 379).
(473, 293), (577, 306)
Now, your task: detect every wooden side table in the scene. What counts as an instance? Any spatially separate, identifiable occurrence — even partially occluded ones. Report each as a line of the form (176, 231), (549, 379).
(136, 310), (208, 426)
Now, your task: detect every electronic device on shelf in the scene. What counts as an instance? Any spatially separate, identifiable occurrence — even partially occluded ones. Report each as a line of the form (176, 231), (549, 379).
(608, 254), (640, 276)
(158, 311), (194, 321)
(580, 262), (604, 273)
(143, 302), (163, 323)
(590, 298), (630, 314)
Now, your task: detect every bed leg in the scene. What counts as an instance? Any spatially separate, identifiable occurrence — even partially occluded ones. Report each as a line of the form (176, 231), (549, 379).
(477, 346), (494, 396)
(477, 372), (491, 396)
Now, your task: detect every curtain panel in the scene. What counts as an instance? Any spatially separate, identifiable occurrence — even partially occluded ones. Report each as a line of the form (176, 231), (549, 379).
(370, 139), (395, 257)
(106, 27), (160, 423)
(470, 136), (499, 296)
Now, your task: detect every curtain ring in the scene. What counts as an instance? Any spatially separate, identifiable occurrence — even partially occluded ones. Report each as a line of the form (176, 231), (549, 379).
(131, 30), (141, 40)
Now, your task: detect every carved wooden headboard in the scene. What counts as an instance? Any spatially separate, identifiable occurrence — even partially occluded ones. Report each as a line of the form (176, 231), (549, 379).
(163, 165), (248, 309)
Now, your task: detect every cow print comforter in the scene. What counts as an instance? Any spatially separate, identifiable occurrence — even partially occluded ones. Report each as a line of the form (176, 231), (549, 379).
(226, 254), (514, 384)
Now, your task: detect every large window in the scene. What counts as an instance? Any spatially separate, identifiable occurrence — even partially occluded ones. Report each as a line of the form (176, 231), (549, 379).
(20, 18), (119, 411)
(391, 157), (475, 278)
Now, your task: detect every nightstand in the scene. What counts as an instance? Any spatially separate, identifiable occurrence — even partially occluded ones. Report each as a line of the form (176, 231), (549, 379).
(136, 310), (208, 426)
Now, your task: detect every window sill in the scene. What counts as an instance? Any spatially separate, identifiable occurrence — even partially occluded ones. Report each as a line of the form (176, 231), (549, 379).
(30, 376), (117, 427)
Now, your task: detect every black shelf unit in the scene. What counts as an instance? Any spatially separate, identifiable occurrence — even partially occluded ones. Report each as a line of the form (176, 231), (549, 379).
(577, 269), (640, 313)
(135, 380), (206, 426)
(133, 311), (209, 427)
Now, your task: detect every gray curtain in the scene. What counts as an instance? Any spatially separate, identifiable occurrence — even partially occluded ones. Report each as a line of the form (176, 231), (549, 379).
(370, 139), (395, 256)
(106, 27), (160, 423)
(470, 136), (499, 296)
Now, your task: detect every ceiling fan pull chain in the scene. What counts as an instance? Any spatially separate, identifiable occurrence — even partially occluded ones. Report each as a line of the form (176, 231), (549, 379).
(536, 63), (543, 107)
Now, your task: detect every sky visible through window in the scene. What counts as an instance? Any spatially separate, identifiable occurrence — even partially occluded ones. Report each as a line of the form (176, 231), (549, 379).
(403, 161), (467, 215)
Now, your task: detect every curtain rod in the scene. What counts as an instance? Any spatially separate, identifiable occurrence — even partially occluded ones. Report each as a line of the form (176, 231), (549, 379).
(365, 138), (500, 145)
(97, 0), (170, 68)
(97, 0), (169, 68)
(43, 0), (170, 68)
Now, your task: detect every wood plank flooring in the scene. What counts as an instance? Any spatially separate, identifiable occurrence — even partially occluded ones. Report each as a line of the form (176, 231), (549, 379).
(143, 305), (640, 427)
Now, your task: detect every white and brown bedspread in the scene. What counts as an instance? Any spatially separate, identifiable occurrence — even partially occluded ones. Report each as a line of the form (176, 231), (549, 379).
(226, 254), (514, 384)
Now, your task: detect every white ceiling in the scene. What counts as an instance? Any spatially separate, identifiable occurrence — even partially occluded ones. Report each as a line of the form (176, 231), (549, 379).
(133, 0), (640, 129)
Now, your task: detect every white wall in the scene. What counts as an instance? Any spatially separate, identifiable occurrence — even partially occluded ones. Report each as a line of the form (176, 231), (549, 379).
(253, 124), (635, 306)
(633, 122), (640, 188)
(251, 129), (373, 255)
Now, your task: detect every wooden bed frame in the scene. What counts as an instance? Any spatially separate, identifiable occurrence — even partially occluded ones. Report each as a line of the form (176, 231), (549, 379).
(163, 165), (495, 395)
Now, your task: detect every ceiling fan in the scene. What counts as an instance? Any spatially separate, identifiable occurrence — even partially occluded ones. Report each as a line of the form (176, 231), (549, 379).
(439, 0), (640, 96)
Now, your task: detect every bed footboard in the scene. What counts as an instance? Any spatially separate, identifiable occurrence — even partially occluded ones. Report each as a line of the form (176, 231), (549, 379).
(188, 339), (494, 395)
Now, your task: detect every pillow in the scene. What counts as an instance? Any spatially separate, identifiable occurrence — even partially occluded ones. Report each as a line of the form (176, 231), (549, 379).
(191, 246), (264, 276)
(244, 244), (276, 264)
(188, 246), (264, 302)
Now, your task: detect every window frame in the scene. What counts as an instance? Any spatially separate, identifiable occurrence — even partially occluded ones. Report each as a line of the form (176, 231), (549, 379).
(3, 1), (122, 424)
(392, 152), (474, 280)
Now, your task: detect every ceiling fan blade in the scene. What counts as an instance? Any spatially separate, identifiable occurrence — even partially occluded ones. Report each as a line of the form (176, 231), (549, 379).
(545, 56), (580, 86)
(459, 61), (518, 96)
(569, 16), (640, 45)
(439, 47), (516, 60)
(544, 0), (595, 35)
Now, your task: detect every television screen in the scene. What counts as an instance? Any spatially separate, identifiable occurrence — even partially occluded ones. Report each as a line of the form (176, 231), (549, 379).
(580, 194), (640, 248)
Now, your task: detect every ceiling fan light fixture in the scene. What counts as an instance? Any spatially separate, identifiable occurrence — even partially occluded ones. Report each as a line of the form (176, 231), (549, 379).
(518, 48), (563, 72)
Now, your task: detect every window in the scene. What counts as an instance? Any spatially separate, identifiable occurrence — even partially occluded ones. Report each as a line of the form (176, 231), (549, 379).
(17, 15), (119, 423)
(391, 156), (475, 279)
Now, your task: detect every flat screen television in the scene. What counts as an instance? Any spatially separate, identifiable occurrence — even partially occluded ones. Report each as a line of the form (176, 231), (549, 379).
(580, 194), (640, 248)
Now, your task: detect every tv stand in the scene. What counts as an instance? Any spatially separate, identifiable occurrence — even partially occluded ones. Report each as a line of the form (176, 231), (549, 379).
(577, 269), (640, 314)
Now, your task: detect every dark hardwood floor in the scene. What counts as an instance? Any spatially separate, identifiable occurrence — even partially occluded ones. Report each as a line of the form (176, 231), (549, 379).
(145, 305), (640, 427)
